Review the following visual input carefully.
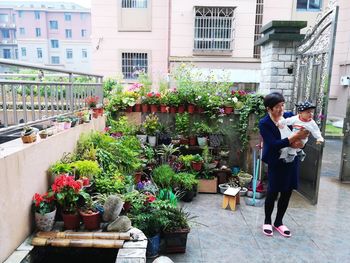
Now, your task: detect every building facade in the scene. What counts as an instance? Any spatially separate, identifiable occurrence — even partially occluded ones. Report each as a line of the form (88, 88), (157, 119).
(0, 2), (92, 72)
(92, 0), (349, 118)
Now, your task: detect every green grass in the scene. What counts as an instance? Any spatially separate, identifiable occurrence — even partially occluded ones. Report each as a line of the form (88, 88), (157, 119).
(325, 124), (343, 136)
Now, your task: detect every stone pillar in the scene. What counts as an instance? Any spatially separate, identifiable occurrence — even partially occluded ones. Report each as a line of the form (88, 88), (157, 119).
(255, 21), (307, 110)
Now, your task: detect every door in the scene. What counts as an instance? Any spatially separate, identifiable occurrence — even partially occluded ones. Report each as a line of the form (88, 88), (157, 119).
(292, 5), (339, 204)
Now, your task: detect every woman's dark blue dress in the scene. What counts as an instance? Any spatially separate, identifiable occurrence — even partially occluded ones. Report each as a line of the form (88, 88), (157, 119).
(259, 113), (299, 192)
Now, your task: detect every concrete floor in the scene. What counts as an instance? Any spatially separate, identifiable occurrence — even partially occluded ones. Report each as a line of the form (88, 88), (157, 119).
(159, 139), (350, 263)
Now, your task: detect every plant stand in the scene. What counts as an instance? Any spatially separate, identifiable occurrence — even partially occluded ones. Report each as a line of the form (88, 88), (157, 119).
(222, 187), (240, 211)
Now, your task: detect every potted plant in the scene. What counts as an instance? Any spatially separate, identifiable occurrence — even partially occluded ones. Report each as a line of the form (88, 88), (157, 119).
(175, 113), (190, 145)
(135, 125), (147, 144)
(39, 129), (48, 139)
(191, 154), (204, 171)
(166, 90), (180, 113)
(32, 191), (56, 231)
(52, 174), (89, 230)
(157, 124), (172, 145)
(152, 164), (175, 189)
(193, 121), (212, 146)
(85, 95), (102, 118)
(143, 113), (159, 147)
(21, 126), (37, 143)
(156, 143), (180, 165)
(71, 160), (101, 182)
(173, 172), (198, 202)
(142, 92), (161, 112)
(79, 195), (101, 230)
(197, 165), (217, 193)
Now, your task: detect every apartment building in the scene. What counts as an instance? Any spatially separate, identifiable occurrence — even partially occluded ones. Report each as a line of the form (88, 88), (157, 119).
(0, 1), (92, 72)
(92, 0), (349, 117)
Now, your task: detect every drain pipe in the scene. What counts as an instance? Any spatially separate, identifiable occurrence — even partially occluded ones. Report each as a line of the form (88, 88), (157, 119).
(167, 0), (172, 74)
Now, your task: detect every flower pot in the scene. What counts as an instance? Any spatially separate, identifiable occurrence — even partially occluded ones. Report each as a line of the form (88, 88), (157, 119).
(92, 108), (100, 118)
(209, 134), (223, 147)
(148, 135), (157, 147)
(134, 171), (142, 183)
(198, 177), (218, 193)
(125, 106), (133, 113)
(179, 137), (189, 145)
(160, 104), (168, 113)
(239, 187), (248, 196)
(62, 212), (81, 230)
(187, 104), (195, 114)
(189, 136), (197, 146)
(136, 134), (148, 144)
(147, 234), (160, 258)
(163, 229), (190, 253)
(224, 106), (233, 114)
(238, 173), (253, 187)
(180, 186), (196, 202)
(177, 105), (185, 113)
(39, 132), (48, 139)
(196, 106), (204, 113)
(218, 183), (230, 194)
(169, 106), (177, 114)
(35, 209), (56, 231)
(21, 133), (37, 143)
(150, 104), (158, 113)
(134, 103), (141, 112)
(64, 122), (71, 129)
(197, 136), (207, 146)
(141, 104), (149, 113)
(80, 210), (101, 230)
(191, 161), (203, 171)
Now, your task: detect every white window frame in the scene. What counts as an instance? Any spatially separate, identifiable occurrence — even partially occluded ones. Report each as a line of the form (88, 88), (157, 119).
(3, 49), (11, 59)
(121, 51), (149, 80)
(81, 29), (87, 37)
(34, 11), (40, 20)
(37, 48), (43, 59)
(64, 13), (72, 21)
(19, 27), (25, 35)
(51, 56), (60, 64)
(297, 0), (322, 11)
(49, 20), (58, 30)
(51, 39), (59, 48)
(193, 6), (235, 53)
(82, 49), (88, 59)
(35, 28), (41, 37)
(66, 49), (73, 59)
(0, 14), (9, 22)
(65, 29), (72, 38)
(2, 29), (10, 38)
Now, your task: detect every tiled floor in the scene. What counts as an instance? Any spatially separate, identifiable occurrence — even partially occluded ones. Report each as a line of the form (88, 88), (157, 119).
(157, 139), (350, 263)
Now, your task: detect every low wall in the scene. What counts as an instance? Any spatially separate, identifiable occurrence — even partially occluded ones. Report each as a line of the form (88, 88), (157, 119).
(0, 117), (105, 263)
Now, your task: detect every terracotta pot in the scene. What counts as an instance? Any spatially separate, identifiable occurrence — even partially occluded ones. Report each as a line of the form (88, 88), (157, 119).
(150, 104), (158, 113)
(177, 105), (185, 113)
(62, 212), (81, 230)
(134, 171), (142, 183)
(35, 209), (56, 231)
(125, 106), (133, 113)
(191, 161), (203, 171)
(224, 106), (233, 114)
(141, 104), (149, 113)
(189, 136), (197, 146)
(160, 104), (168, 113)
(169, 106), (177, 114)
(179, 137), (189, 145)
(80, 210), (101, 230)
(187, 104), (195, 114)
(134, 104), (141, 112)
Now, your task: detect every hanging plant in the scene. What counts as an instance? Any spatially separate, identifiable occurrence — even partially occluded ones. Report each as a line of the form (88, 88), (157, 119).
(237, 94), (266, 150)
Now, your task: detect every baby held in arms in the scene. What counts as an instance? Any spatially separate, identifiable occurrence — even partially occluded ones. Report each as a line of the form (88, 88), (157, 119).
(277, 101), (324, 163)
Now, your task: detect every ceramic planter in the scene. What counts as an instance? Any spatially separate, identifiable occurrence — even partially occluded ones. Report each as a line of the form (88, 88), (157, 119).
(35, 209), (56, 231)
(136, 134), (148, 144)
(141, 104), (149, 113)
(189, 136), (197, 146)
(150, 104), (158, 113)
(218, 183), (230, 194)
(169, 106), (177, 113)
(163, 229), (190, 253)
(147, 234), (160, 258)
(197, 136), (207, 146)
(196, 106), (204, 113)
(160, 104), (167, 113)
(148, 135), (157, 147)
(21, 133), (37, 143)
(224, 106), (233, 114)
(125, 106), (133, 112)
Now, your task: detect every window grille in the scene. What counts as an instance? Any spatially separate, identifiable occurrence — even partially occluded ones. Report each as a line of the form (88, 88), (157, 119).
(122, 52), (148, 79)
(2, 29), (9, 38)
(19, 27), (25, 35)
(297, 0), (322, 11)
(81, 29), (87, 37)
(122, 0), (147, 8)
(253, 0), (264, 58)
(194, 7), (235, 51)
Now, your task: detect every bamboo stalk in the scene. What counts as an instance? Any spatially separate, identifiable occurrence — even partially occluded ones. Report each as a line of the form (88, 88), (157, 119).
(36, 231), (131, 240)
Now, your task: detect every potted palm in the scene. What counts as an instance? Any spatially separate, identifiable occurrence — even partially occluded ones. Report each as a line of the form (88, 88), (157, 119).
(32, 192), (56, 231)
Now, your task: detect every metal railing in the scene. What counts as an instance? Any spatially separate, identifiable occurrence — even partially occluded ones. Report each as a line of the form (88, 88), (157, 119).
(0, 59), (103, 133)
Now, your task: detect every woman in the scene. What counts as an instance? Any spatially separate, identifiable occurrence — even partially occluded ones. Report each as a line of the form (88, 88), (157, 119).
(259, 92), (308, 237)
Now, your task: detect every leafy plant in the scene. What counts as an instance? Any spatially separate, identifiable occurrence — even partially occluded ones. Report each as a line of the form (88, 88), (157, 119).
(193, 121), (212, 136)
(71, 160), (101, 180)
(173, 172), (198, 191)
(157, 188), (178, 207)
(156, 144), (180, 164)
(175, 113), (190, 136)
(152, 165), (175, 189)
(143, 113), (159, 136)
(192, 154), (203, 163)
(49, 161), (73, 175)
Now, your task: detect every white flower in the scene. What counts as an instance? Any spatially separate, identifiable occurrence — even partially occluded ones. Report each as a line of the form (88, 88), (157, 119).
(233, 97), (238, 103)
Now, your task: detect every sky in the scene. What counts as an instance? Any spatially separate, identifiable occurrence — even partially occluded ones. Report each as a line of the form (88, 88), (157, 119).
(0, 0), (91, 8)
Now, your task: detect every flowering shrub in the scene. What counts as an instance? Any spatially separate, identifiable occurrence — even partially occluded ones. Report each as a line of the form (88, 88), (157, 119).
(143, 113), (159, 136)
(52, 174), (88, 214)
(32, 192), (56, 215)
(85, 96), (99, 108)
(142, 92), (161, 105)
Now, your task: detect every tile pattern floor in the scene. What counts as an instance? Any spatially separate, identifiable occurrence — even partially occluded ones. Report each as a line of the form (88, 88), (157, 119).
(154, 139), (350, 263)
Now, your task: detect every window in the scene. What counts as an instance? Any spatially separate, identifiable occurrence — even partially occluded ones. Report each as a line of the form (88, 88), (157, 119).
(19, 27), (25, 35)
(37, 48), (42, 59)
(65, 29), (72, 38)
(194, 7), (235, 51)
(3, 49), (11, 59)
(18, 11), (23, 18)
(81, 29), (87, 37)
(1, 29), (10, 38)
(297, 0), (322, 11)
(64, 13), (72, 21)
(34, 11), (40, 20)
(66, 49), (73, 59)
(15, 48), (18, 59)
(49, 20), (58, 30)
(51, 56), (60, 64)
(122, 52), (148, 79)
(122, 0), (147, 8)
(80, 13), (87, 20)
(51, 39), (59, 48)
(0, 14), (9, 22)
(12, 14), (16, 23)
(82, 49), (88, 58)
(21, 47), (26, 57)
(35, 28), (41, 37)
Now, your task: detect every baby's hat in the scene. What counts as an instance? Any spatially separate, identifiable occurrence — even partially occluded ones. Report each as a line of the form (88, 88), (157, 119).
(295, 101), (316, 112)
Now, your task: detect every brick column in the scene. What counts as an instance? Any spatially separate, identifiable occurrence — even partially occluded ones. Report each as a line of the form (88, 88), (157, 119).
(255, 21), (307, 110)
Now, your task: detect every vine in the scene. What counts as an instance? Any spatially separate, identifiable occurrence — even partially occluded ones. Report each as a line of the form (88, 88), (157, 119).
(237, 94), (266, 150)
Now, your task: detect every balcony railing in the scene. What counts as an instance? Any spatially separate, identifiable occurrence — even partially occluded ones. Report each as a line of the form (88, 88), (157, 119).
(0, 59), (103, 134)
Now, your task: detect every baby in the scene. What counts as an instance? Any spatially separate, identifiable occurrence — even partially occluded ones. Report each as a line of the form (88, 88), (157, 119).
(278, 101), (324, 163)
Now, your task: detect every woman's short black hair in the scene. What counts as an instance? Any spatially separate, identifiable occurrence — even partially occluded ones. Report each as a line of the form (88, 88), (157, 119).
(264, 92), (285, 109)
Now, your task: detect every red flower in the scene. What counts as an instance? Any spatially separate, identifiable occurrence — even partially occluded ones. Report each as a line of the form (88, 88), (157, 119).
(33, 193), (43, 207)
(147, 194), (156, 203)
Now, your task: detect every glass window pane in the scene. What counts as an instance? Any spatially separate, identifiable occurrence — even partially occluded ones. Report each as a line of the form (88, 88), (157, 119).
(297, 0), (308, 9)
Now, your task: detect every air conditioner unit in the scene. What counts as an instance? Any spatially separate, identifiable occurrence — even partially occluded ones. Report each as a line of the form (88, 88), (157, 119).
(341, 76), (350, 86)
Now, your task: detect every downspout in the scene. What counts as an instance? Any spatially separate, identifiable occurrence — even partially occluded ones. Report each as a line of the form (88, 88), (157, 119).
(167, 0), (172, 74)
